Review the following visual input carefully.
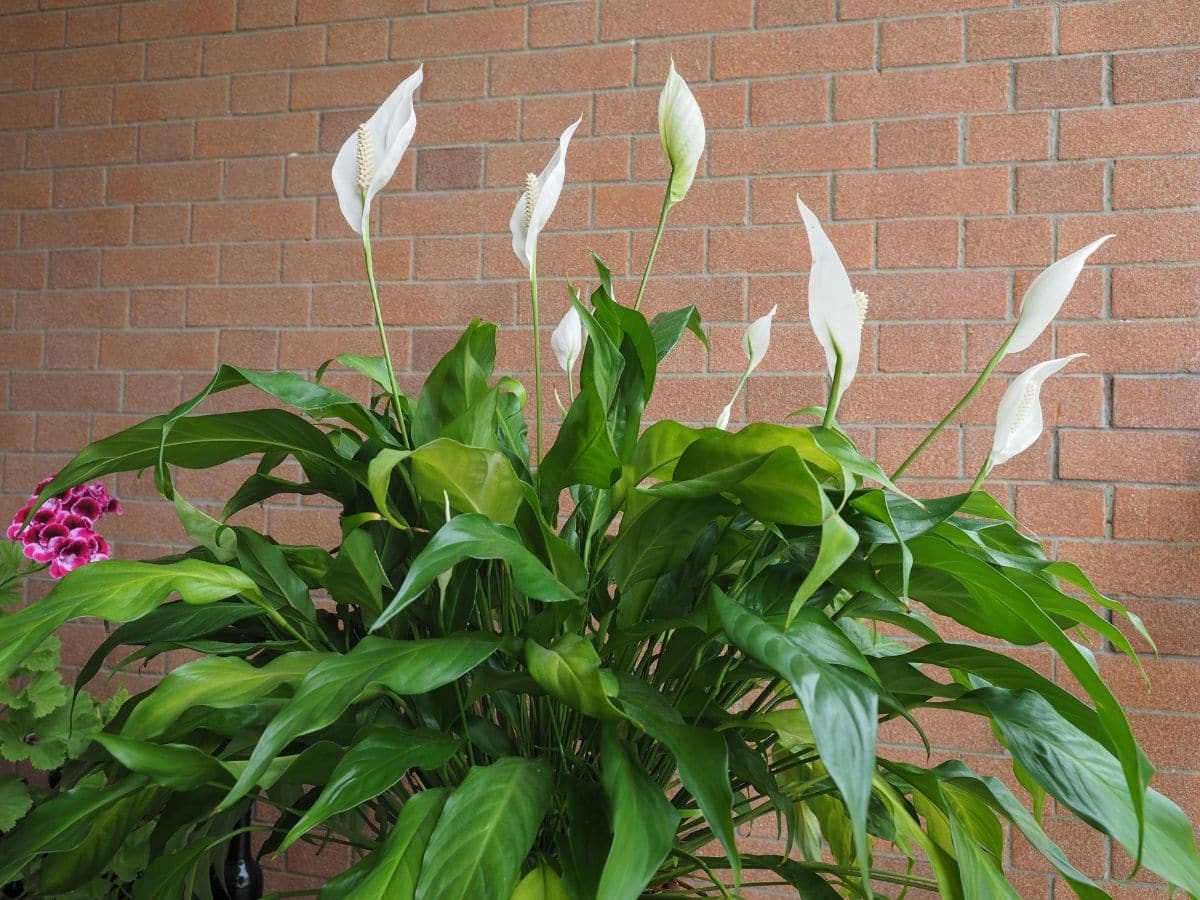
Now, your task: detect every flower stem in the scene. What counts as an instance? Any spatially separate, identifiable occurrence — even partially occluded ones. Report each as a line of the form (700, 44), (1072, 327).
(529, 252), (543, 463)
(969, 458), (993, 492)
(822, 350), (844, 428)
(634, 186), (673, 311)
(890, 334), (1012, 480)
(360, 206), (409, 446)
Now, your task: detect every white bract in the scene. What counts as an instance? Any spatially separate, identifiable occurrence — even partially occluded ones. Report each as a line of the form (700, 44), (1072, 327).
(332, 66), (423, 235)
(988, 354), (1086, 467)
(715, 402), (732, 431)
(797, 197), (863, 404)
(658, 60), (705, 206)
(743, 305), (778, 374)
(1007, 236), (1113, 354)
(510, 118), (582, 271)
(551, 305), (585, 373)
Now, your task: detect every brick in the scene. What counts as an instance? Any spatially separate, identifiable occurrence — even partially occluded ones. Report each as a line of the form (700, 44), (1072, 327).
(417, 99), (520, 145)
(415, 147), (483, 191)
(968, 111), (1050, 162)
(1114, 377), (1200, 430)
(756, 0), (833, 26)
(492, 45), (633, 95)
(193, 200), (312, 242)
(751, 176), (829, 224)
(129, 288), (185, 328)
(714, 25), (875, 79)
(1112, 267), (1200, 319)
(596, 181), (746, 228)
(1114, 487), (1200, 540)
(35, 44), (142, 89)
(109, 162), (222, 205)
(0, 252), (42, 289)
(0, 12), (64, 53)
(327, 21), (388, 63)
(602, 0), (750, 38)
(296, 0), (422, 23)
(414, 236), (481, 281)
(145, 38), (202, 79)
(0, 53), (33, 93)
(1059, 320), (1200, 374)
(47, 249), (100, 288)
(840, 0), (999, 19)
(103, 245), (218, 286)
(967, 8), (1053, 60)
(0, 93), (55, 130)
(1063, 429), (1198, 486)
(1060, 211), (1200, 265)
(120, 0), (235, 39)
(1113, 49), (1200, 103)
(133, 204), (189, 244)
(10, 372), (121, 411)
(195, 113), (317, 158)
(220, 242), (281, 284)
(238, 0), (296, 29)
(1016, 163), (1106, 213)
(1113, 157), (1200, 210)
(64, 6), (118, 46)
(877, 118), (959, 167)
(14, 291), (126, 329)
(59, 86), (112, 126)
(710, 124), (872, 175)
(187, 286), (310, 326)
(710, 222), (872, 273)
(420, 57), (488, 101)
(1059, 538), (1199, 599)
(113, 78), (228, 123)
(750, 76), (827, 126)
(531, 1), (596, 47)
(203, 28), (325, 74)
(100, 331), (218, 370)
(23, 208), (131, 249)
(881, 15), (963, 67)
(836, 168), (1009, 219)
(878, 322), (964, 372)
(0, 172), (51, 208)
(836, 65), (1008, 120)
(965, 217), (1053, 266)
(137, 122), (194, 163)
(224, 157), (283, 199)
(27, 126), (136, 168)
(1060, 0), (1200, 53)
(1016, 56), (1103, 109)
(283, 238), (410, 283)
(1015, 483), (1106, 537)
(391, 8), (526, 58)
(878, 219), (959, 269)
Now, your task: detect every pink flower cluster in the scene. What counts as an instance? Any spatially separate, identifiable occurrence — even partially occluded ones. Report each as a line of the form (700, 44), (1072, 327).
(7, 474), (122, 579)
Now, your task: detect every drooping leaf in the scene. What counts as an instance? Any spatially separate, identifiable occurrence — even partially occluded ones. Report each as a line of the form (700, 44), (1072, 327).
(409, 437), (524, 524)
(526, 635), (622, 720)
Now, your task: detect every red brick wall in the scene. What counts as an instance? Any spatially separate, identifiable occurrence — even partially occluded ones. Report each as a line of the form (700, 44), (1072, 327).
(1, 0), (1198, 893)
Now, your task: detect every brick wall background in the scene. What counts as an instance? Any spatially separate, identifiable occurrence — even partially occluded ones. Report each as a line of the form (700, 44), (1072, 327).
(0, 0), (1197, 894)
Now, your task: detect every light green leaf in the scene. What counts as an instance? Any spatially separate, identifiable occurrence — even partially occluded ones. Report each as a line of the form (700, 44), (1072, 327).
(511, 863), (570, 900)
(0, 774), (31, 832)
(526, 635), (623, 720)
(410, 437), (524, 524)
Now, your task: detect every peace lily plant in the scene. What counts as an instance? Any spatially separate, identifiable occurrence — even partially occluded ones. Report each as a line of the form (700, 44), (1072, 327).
(0, 62), (1196, 900)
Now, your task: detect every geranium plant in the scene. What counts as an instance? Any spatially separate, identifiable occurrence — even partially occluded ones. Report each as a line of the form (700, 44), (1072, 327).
(1, 65), (1197, 900)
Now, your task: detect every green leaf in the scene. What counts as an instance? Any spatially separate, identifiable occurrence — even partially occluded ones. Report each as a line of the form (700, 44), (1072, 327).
(122, 652), (321, 739)
(596, 726), (678, 900)
(223, 634), (498, 808)
(0, 774), (31, 832)
(94, 734), (229, 791)
(375, 515), (578, 632)
(714, 588), (877, 884)
(409, 437), (524, 525)
(336, 353), (394, 393)
(0, 559), (260, 682)
(412, 320), (497, 446)
(235, 526), (317, 622)
(173, 492), (236, 562)
(323, 527), (389, 617)
(572, 284), (625, 408)
(415, 757), (553, 900)
(135, 820), (255, 900)
(511, 863), (570, 900)
(526, 635), (623, 720)
(649, 305), (709, 361)
(321, 788), (450, 900)
(537, 382), (622, 509)
(787, 500), (860, 625)
(282, 727), (459, 850)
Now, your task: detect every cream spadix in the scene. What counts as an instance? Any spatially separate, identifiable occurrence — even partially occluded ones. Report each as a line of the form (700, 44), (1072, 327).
(509, 118), (582, 271)
(551, 304), (584, 374)
(988, 353), (1086, 467)
(1007, 235), (1113, 354)
(797, 197), (862, 405)
(658, 60), (705, 207)
(332, 66), (423, 235)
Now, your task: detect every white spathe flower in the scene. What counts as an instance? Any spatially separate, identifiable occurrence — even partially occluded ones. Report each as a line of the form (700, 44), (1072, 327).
(797, 197), (862, 403)
(551, 304), (585, 373)
(743, 305), (778, 374)
(509, 117), (582, 271)
(1007, 235), (1113, 354)
(331, 66), (423, 235)
(658, 60), (705, 207)
(988, 354), (1086, 467)
(715, 402), (732, 430)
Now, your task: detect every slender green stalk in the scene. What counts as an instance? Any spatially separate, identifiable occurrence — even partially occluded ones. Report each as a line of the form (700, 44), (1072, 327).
(360, 205), (408, 445)
(969, 458), (993, 492)
(529, 251), (544, 462)
(822, 349), (845, 428)
(890, 334), (1012, 480)
(634, 187), (673, 311)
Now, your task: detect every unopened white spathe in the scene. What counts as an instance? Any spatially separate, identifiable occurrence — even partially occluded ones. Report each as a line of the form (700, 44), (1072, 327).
(715, 402), (732, 431)
(332, 66), (423, 234)
(510, 118), (582, 271)
(551, 305), (585, 374)
(988, 353), (1086, 467)
(1007, 235), (1113, 354)
(658, 61), (705, 206)
(743, 305), (778, 374)
(797, 197), (862, 404)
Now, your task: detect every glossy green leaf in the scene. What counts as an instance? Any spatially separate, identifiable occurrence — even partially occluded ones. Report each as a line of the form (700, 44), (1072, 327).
(596, 725), (678, 899)
(173, 492), (236, 562)
(95, 734), (229, 791)
(415, 757), (553, 900)
(282, 727), (458, 850)
(511, 863), (570, 900)
(38, 784), (158, 894)
(538, 382), (621, 508)
(787, 501), (860, 625)
(323, 527), (389, 616)
(223, 634), (498, 808)
(526, 635), (622, 720)
(412, 320), (497, 446)
(410, 437), (524, 524)
(649, 304), (709, 361)
(235, 526), (316, 622)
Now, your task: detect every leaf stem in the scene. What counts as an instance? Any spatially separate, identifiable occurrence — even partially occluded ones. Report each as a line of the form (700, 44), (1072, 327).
(360, 203), (409, 446)
(822, 349), (844, 428)
(634, 185), (673, 311)
(890, 334), (1012, 480)
(529, 251), (543, 463)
